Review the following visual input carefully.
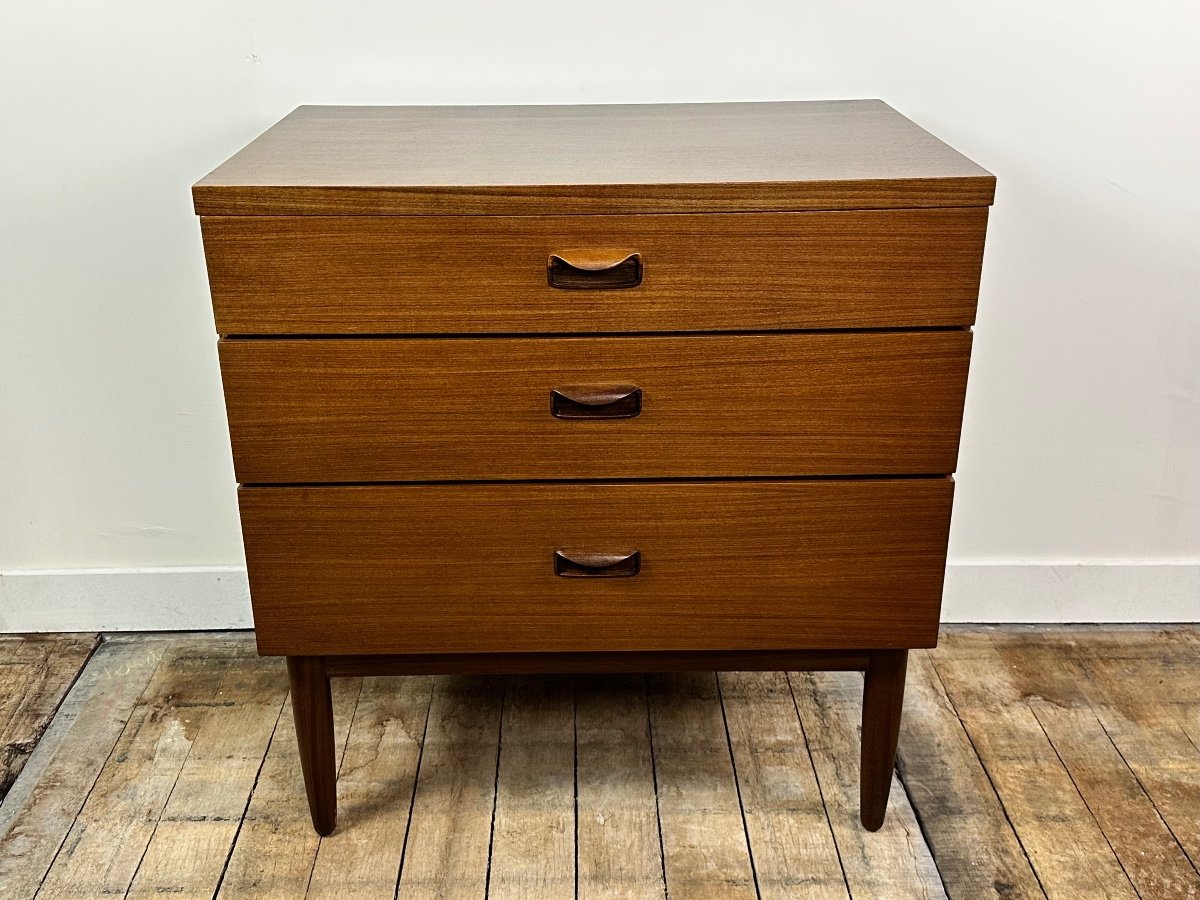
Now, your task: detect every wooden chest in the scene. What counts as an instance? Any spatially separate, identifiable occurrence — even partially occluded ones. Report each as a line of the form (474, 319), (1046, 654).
(194, 100), (993, 835)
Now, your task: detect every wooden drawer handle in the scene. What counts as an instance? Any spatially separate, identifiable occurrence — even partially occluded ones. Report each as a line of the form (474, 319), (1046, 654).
(551, 385), (642, 419)
(554, 550), (641, 578)
(548, 251), (642, 289)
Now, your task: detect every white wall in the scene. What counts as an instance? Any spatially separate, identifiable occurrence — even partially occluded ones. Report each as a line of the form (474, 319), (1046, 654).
(2, 0), (1198, 627)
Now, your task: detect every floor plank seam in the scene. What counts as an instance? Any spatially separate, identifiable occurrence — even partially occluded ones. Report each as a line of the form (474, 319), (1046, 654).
(482, 678), (507, 900)
(893, 756), (951, 900)
(392, 679), (435, 900)
(783, 672), (852, 899)
(30, 646), (162, 899)
(572, 677), (580, 900)
(1027, 701), (1142, 898)
(304, 677), (365, 899)
(9, 631), (1195, 900)
(925, 656), (1050, 900)
(642, 676), (670, 900)
(1091, 707), (1200, 881)
(715, 673), (762, 900)
(212, 690), (289, 900)
(1, 733), (50, 806)
(0, 634), (101, 808)
(0, 640), (166, 900)
(1178, 722), (1200, 758)
(121, 656), (238, 900)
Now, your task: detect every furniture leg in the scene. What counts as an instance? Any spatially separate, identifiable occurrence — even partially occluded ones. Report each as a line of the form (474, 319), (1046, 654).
(860, 648), (908, 831)
(287, 655), (337, 835)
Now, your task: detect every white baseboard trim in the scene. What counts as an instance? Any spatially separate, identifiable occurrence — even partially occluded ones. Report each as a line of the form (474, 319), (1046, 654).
(0, 567), (252, 632)
(1, 562), (1196, 632)
(941, 562), (1199, 623)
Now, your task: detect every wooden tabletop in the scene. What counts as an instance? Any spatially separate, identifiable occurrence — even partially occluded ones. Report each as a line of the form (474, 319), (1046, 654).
(193, 100), (994, 216)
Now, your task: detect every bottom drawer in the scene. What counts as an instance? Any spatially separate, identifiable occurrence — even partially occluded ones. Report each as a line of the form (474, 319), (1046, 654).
(240, 479), (954, 656)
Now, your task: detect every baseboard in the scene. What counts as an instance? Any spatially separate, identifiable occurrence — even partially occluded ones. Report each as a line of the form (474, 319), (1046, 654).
(940, 562), (1199, 623)
(0, 567), (251, 632)
(1, 563), (1196, 632)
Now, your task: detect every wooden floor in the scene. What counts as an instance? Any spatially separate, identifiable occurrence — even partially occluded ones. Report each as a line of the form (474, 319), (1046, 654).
(0, 628), (1197, 899)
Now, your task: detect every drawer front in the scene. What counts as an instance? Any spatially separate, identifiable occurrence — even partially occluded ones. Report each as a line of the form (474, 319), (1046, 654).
(240, 479), (953, 656)
(202, 208), (987, 334)
(220, 331), (972, 482)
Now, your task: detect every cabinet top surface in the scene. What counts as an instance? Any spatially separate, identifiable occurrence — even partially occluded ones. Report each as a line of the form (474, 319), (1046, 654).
(193, 100), (994, 216)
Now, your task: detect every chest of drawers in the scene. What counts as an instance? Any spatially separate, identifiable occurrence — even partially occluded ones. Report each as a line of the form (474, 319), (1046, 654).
(194, 100), (993, 836)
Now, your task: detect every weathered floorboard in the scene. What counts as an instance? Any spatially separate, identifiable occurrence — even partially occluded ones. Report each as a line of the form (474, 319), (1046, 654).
(720, 671), (849, 899)
(0, 637), (165, 900)
(488, 675), (575, 900)
(306, 676), (434, 899)
(35, 640), (245, 899)
(791, 670), (947, 899)
(394, 675), (504, 900)
(1069, 632), (1200, 872)
(647, 672), (757, 900)
(896, 651), (1045, 899)
(932, 632), (1138, 900)
(125, 648), (289, 899)
(1031, 698), (1200, 899)
(575, 674), (665, 900)
(216, 677), (362, 899)
(2, 628), (1196, 900)
(984, 628), (1200, 884)
(0, 635), (99, 803)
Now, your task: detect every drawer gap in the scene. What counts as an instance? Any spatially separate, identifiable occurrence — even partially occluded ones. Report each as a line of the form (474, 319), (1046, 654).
(238, 474), (954, 488)
(220, 325), (973, 341)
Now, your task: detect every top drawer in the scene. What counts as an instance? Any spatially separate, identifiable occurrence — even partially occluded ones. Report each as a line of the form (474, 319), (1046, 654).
(201, 208), (987, 335)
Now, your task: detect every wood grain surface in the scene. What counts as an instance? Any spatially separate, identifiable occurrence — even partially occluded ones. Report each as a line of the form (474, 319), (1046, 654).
(790, 671), (947, 898)
(220, 331), (971, 483)
(1075, 635), (1200, 873)
(574, 674), (665, 899)
(647, 672), (758, 899)
(193, 101), (995, 216)
(488, 676), (576, 898)
(895, 652), (1046, 898)
(0, 634), (97, 802)
(394, 676), (504, 899)
(237, 479), (954, 656)
(719, 671), (849, 898)
(34, 642), (247, 900)
(304, 676), (433, 898)
(216, 677), (362, 899)
(931, 633), (1140, 899)
(201, 208), (987, 334)
(125, 653), (289, 899)
(5, 629), (1193, 899)
(982, 629), (1200, 898)
(0, 638), (167, 899)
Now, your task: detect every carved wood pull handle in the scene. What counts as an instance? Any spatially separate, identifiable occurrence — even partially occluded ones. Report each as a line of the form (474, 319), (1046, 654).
(547, 251), (642, 289)
(554, 550), (642, 578)
(550, 385), (642, 419)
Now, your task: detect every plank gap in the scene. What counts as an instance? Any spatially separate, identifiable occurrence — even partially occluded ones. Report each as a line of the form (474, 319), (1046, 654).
(784, 673), (853, 898)
(211, 692), (289, 897)
(482, 680), (506, 899)
(715, 674), (763, 900)
(915, 652), (1049, 899)
(393, 679), (437, 900)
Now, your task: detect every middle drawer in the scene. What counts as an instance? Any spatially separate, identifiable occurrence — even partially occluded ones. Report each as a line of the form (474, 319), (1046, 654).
(220, 331), (971, 483)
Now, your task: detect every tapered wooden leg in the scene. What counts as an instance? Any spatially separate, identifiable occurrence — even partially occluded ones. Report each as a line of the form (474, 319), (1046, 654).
(860, 649), (908, 831)
(287, 656), (337, 835)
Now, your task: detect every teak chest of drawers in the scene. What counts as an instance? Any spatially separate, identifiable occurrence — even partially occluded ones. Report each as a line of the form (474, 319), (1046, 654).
(194, 100), (993, 836)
